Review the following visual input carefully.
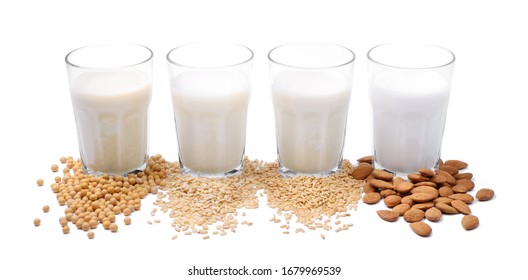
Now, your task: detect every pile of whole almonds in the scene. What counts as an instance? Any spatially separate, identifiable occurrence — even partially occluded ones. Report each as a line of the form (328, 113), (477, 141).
(352, 156), (495, 237)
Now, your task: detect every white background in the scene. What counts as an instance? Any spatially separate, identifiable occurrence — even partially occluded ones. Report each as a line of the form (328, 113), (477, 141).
(1, 0), (527, 279)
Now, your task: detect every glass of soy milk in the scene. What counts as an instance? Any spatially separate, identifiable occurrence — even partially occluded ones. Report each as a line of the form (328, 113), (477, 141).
(167, 43), (253, 177)
(367, 43), (455, 175)
(268, 43), (355, 177)
(65, 44), (153, 175)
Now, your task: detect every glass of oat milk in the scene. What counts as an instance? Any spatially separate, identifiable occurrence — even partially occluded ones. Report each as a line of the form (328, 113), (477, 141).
(368, 43), (455, 175)
(268, 43), (355, 177)
(167, 43), (253, 177)
(65, 44), (153, 175)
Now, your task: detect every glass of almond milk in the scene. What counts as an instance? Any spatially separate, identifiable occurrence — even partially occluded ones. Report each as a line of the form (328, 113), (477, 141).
(65, 44), (153, 175)
(368, 43), (455, 175)
(268, 43), (355, 177)
(167, 43), (253, 177)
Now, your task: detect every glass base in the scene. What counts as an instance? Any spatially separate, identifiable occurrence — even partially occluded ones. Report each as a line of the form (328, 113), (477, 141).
(278, 164), (341, 178)
(179, 162), (244, 178)
(81, 160), (147, 177)
(373, 159), (440, 178)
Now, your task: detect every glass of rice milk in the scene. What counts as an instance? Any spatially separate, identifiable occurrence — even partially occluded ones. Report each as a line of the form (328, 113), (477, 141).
(268, 43), (355, 177)
(65, 44), (153, 175)
(367, 43), (455, 175)
(167, 43), (253, 177)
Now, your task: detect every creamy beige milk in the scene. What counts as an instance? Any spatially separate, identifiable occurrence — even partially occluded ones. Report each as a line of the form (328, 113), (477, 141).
(272, 70), (351, 174)
(170, 71), (250, 175)
(70, 70), (152, 174)
(370, 69), (450, 173)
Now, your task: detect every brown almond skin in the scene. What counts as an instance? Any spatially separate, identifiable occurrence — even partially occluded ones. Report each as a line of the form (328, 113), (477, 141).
(357, 155), (373, 164)
(433, 197), (453, 204)
(376, 210), (399, 222)
(401, 196), (414, 207)
(476, 188), (495, 201)
(436, 202), (459, 214)
(451, 199), (471, 215)
(430, 175), (447, 185)
(384, 195), (402, 208)
(411, 202), (435, 211)
(410, 221), (432, 237)
(370, 179), (394, 190)
(403, 208), (425, 222)
(363, 181), (377, 193)
(449, 193), (474, 204)
(435, 170), (457, 185)
(411, 186), (439, 197)
(451, 185), (468, 194)
(407, 173), (430, 183)
(461, 215), (479, 230)
(380, 189), (397, 198)
(396, 181), (414, 194)
(351, 163), (374, 180)
(438, 186), (454, 197)
(456, 179), (475, 191)
(425, 207), (442, 222)
(392, 203), (411, 216)
(410, 193), (437, 203)
(413, 181), (437, 188)
(438, 164), (459, 176)
(454, 172), (473, 180)
(444, 160), (469, 170)
(418, 168), (435, 177)
(392, 177), (405, 187)
(363, 192), (381, 204)
(372, 169), (394, 182)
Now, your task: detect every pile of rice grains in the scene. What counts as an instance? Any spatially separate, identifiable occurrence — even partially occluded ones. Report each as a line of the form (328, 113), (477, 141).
(33, 155), (494, 239)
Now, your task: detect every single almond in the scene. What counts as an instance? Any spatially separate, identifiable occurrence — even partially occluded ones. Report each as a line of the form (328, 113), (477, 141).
(411, 202), (435, 211)
(392, 176), (405, 187)
(380, 189), (397, 198)
(351, 163), (374, 180)
(433, 197), (453, 204)
(438, 186), (454, 197)
(454, 172), (473, 180)
(370, 179), (394, 190)
(372, 169), (394, 181)
(435, 202), (459, 214)
(357, 155), (373, 164)
(444, 159), (468, 170)
(476, 188), (495, 201)
(410, 221), (432, 237)
(438, 164), (459, 176)
(449, 193), (474, 204)
(384, 195), (402, 208)
(407, 173), (430, 183)
(363, 192), (382, 204)
(436, 170), (457, 185)
(430, 175), (447, 185)
(401, 196), (414, 207)
(456, 179), (475, 191)
(392, 203), (411, 216)
(413, 181), (438, 188)
(403, 208), (425, 223)
(376, 210), (399, 222)
(411, 186), (439, 198)
(451, 185), (468, 193)
(461, 215), (479, 230)
(395, 181), (414, 194)
(451, 199), (471, 215)
(410, 192), (437, 203)
(425, 207), (442, 222)
(363, 181), (377, 193)
(418, 168), (435, 177)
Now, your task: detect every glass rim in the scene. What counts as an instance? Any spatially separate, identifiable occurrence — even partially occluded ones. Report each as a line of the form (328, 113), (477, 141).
(367, 43), (455, 70)
(267, 42), (356, 69)
(65, 43), (153, 70)
(166, 42), (254, 69)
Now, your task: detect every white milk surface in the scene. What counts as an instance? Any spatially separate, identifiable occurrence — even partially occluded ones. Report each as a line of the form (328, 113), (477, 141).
(171, 70), (250, 175)
(370, 69), (450, 173)
(70, 70), (152, 174)
(272, 70), (351, 174)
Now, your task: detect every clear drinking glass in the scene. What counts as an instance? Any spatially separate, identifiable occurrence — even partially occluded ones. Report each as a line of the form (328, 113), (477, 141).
(367, 43), (455, 175)
(268, 43), (355, 177)
(167, 42), (253, 177)
(65, 44), (153, 175)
